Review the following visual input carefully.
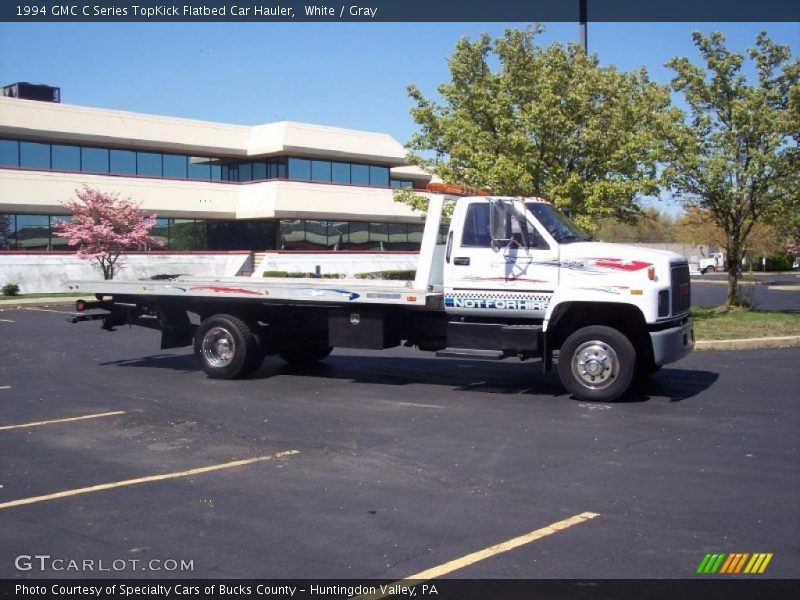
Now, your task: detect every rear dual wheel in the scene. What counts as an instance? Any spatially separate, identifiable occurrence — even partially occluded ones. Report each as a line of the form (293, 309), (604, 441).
(194, 314), (265, 379)
(276, 337), (333, 366)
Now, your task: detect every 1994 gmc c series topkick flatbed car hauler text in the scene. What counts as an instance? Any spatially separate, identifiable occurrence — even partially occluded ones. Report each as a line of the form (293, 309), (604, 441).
(70, 191), (694, 402)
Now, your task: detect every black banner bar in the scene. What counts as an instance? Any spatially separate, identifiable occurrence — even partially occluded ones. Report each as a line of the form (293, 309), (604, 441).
(2, 579), (800, 600)
(2, 0), (799, 23)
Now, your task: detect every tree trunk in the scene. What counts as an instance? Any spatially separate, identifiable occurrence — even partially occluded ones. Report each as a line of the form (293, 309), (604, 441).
(726, 237), (743, 306)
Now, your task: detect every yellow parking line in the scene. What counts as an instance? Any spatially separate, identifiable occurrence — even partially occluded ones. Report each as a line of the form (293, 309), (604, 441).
(0, 411), (126, 431)
(354, 511), (600, 600)
(0, 450), (299, 510)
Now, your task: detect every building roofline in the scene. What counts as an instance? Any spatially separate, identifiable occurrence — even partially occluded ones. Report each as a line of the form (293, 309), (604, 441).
(0, 97), (409, 165)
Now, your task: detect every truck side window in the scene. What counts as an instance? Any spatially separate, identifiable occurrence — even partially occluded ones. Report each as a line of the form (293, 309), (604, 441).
(462, 203), (548, 249)
(461, 204), (492, 247)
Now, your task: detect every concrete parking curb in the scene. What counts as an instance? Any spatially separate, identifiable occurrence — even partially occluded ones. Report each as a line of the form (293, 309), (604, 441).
(695, 336), (800, 351)
(0, 297), (79, 306)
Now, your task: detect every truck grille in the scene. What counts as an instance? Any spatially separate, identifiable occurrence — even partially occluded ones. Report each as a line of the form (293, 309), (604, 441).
(671, 263), (691, 315)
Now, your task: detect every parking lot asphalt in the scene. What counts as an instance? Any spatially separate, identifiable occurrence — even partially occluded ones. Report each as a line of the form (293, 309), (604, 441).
(691, 273), (800, 310)
(1, 306), (798, 581)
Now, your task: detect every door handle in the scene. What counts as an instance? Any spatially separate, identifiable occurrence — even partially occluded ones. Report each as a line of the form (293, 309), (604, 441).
(453, 257), (470, 266)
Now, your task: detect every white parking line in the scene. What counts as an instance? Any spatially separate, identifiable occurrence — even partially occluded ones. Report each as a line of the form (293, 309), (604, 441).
(0, 450), (299, 510)
(353, 512), (600, 600)
(23, 308), (72, 314)
(0, 411), (126, 431)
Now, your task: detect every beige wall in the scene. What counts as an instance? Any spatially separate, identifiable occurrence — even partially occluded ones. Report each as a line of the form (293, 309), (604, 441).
(0, 169), (238, 218)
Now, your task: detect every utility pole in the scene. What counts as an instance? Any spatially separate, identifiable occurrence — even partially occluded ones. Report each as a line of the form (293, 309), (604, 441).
(579, 0), (588, 52)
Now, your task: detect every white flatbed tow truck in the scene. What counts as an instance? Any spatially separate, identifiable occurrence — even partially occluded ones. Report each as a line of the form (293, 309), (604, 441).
(70, 191), (694, 402)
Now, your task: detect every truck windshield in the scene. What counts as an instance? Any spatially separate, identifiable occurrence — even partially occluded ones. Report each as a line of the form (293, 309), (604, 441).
(526, 202), (592, 244)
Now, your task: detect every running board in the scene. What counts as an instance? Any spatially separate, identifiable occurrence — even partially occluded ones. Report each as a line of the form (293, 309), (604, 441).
(436, 348), (505, 360)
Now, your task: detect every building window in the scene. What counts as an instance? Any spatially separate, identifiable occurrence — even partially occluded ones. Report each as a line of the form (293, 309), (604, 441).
(81, 147), (109, 174)
(311, 160), (332, 183)
(390, 179), (414, 189)
(0, 137), (404, 189)
(188, 156), (212, 181)
(288, 158), (311, 181)
(163, 154), (187, 179)
(0, 139), (19, 167)
(369, 165), (389, 187)
(279, 220), (305, 249)
(304, 220), (328, 248)
(0, 213), (14, 249)
(137, 151), (162, 177)
(52, 145), (81, 172)
(14, 214), (51, 250)
(110, 149), (136, 175)
(252, 161), (267, 181)
(150, 218), (170, 248)
(332, 162), (350, 184)
(20, 141), (50, 169)
(239, 162), (253, 182)
(349, 164), (368, 186)
(328, 221), (348, 248)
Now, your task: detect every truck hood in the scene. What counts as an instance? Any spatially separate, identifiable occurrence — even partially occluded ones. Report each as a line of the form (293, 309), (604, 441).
(559, 241), (686, 272)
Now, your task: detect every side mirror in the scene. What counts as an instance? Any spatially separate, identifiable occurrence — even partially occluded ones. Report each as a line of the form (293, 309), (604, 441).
(489, 202), (511, 244)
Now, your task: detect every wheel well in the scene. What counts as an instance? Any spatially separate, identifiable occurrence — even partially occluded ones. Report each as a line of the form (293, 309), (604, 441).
(549, 302), (650, 360)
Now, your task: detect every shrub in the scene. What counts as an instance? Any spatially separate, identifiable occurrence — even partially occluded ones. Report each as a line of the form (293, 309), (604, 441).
(2, 283), (20, 296)
(262, 270), (344, 278)
(354, 270), (417, 280)
(764, 252), (794, 272)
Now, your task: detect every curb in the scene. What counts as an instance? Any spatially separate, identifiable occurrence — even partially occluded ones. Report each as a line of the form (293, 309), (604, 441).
(0, 297), (80, 306)
(695, 336), (800, 351)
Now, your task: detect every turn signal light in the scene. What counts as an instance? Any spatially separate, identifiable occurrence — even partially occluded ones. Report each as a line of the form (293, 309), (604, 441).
(647, 267), (656, 280)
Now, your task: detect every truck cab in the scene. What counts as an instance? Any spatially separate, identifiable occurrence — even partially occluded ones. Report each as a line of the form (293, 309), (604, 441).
(436, 196), (693, 400)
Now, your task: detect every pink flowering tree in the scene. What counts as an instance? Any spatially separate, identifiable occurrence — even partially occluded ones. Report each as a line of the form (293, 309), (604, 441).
(54, 186), (163, 280)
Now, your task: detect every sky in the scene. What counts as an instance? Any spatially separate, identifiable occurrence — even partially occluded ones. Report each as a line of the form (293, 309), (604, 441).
(1, 21), (797, 213)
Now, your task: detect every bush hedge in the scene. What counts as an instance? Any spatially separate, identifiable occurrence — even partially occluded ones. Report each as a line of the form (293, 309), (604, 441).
(262, 271), (344, 278)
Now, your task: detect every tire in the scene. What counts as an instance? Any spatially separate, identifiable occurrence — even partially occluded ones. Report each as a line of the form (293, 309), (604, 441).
(276, 337), (333, 366)
(194, 314), (265, 379)
(707, 266), (716, 273)
(557, 325), (636, 402)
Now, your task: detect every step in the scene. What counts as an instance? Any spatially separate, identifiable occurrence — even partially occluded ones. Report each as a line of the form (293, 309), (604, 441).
(436, 348), (505, 360)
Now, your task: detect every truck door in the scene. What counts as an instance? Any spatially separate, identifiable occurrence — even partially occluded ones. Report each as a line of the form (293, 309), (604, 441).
(443, 199), (558, 319)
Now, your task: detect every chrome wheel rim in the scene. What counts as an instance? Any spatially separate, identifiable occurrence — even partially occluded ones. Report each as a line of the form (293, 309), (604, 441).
(571, 340), (619, 390)
(201, 326), (235, 367)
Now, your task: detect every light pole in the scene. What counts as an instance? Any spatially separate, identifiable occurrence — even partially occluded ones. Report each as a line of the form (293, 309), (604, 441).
(579, 0), (588, 52)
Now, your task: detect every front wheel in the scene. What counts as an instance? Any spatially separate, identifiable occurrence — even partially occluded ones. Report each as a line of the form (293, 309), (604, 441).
(557, 326), (636, 402)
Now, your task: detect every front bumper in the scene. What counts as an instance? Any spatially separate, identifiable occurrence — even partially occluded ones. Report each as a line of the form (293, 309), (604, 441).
(650, 318), (694, 366)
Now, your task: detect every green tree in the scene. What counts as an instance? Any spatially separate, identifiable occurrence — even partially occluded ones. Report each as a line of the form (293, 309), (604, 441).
(665, 31), (798, 305)
(596, 207), (677, 243)
(400, 25), (681, 232)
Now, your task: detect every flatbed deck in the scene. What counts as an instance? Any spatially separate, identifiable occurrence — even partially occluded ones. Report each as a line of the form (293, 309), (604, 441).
(71, 276), (442, 308)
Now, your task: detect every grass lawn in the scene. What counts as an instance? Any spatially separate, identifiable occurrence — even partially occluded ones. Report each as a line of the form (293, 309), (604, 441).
(0, 292), (84, 300)
(692, 305), (800, 340)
